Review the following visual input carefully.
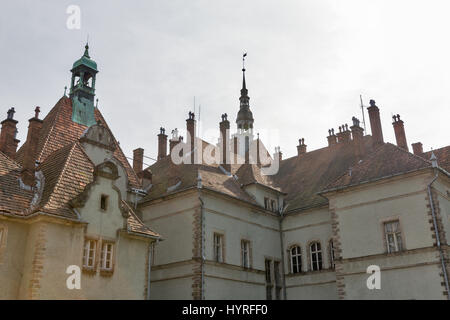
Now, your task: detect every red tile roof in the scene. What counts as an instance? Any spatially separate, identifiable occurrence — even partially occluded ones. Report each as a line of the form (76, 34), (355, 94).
(15, 96), (140, 189)
(0, 151), (34, 215)
(323, 143), (432, 192)
(422, 145), (450, 173)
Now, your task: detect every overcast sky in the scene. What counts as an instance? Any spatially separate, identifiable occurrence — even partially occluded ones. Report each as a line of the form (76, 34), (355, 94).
(1, 0), (449, 165)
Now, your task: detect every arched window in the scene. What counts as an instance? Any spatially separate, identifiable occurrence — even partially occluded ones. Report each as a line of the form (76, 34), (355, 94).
(329, 240), (335, 269)
(310, 242), (322, 271)
(290, 245), (302, 273)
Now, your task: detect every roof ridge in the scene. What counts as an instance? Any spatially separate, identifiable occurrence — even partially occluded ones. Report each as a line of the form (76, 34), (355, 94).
(386, 142), (433, 166)
(36, 97), (67, 162)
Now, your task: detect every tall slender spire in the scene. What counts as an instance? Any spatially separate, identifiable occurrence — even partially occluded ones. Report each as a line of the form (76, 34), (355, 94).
(236, 52), (253, 132)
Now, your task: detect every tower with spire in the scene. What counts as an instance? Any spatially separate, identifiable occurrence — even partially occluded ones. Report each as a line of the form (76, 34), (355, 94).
(236, 53), (254, 135)
(69, 43), (98, 126)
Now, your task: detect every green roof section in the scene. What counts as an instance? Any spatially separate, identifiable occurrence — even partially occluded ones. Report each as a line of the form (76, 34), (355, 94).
(72, 44), (98, 72)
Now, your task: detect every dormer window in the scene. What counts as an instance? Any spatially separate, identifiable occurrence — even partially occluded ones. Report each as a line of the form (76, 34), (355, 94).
(100, 194), (108, 211)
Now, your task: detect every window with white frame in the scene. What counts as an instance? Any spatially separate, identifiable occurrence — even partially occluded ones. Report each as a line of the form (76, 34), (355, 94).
(100, 242), (114, 270)
(384, 220), (403, 253)
(241, 240), (250, 268)
(213, 233), (224, 263)
(83, 239), (96, 268)
(329, 240), (335, 269)
(290, 245), (302, 273)
(310, 242), (322, 271)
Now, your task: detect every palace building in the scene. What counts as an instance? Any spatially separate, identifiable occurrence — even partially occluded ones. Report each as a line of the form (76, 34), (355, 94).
(0, 45), (449, 299)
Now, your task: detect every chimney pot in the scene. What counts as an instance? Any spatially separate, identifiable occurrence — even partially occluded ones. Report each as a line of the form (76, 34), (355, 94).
(133, 148), (144, 173)
(21, 109), (43, 186)
(219, 115), (231, 171)
(186, 112), (196, 164)
(157, 127), (168, 160)
(367, 99), (384, 146)
(0, 108), (20, 158)
(392, 113), (408, 151)
(297, 138), (307, 155)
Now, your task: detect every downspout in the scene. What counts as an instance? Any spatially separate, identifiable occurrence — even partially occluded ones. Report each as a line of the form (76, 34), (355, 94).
(278, 201), (289, 300)
(427, 170), (450, 299)
(147, 238), (159, 300)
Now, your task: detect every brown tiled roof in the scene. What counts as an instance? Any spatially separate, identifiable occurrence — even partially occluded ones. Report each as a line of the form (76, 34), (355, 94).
(122, 200), (160, 238)
(323, 143), (432, 192)
(37, 142), (94, 218)
(235, 163), (281, 192)
(15, 96), (140, 188)
(0, 151), (34, 215)
(422, 145), (450, 173)
(140, 155), (257, 205)
(272, 137), (373, 212)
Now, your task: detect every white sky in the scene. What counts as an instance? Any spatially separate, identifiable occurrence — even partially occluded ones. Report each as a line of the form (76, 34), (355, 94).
(1, 0), (449, 165)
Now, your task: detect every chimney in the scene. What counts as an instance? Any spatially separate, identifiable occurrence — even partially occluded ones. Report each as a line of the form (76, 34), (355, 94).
(392, 114), (408, 151)
(133, 148), (144, 173)
(219, 114), (230, 172)
(327, 128), (337, 146)
(367, 99), (384, 146)
(0, 107), (20, 158)
(21, 107), (43, 186)
(275, 146), (282, 163)
(297, 138), (307, 156)
(337, 124), (351, 143)
(186, 111), (196, 164)
(157, 127), (168, 160)
(137, 169), (152, 189)
(411, 142), (423, 155)
(169, 128), (182, 154)
(350, 116), (365, 158)
(233, 136), (238, 164)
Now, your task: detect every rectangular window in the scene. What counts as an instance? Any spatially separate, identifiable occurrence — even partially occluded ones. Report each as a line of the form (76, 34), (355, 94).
(213, 233), (224, 263)
(264, 197), (269, 210)
(265, 259), (273, 300)
(310, 242), (323, 271)
(83, 239), (96, 268)
(241, 240), (250, 268)
(271, 200), (277, 212)
(100, 242), (114, 270)
(100, 195), (108, 211)
(274, 261), (282, 300)
(384, 220), (403, 253)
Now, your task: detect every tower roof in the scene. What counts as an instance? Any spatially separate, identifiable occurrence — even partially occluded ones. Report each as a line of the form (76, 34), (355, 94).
(236, 66), (254, 129)
(72, 43), (98, 72)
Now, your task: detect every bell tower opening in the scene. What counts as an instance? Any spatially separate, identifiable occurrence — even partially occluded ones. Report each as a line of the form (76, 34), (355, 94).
(69, 43), (98, 127)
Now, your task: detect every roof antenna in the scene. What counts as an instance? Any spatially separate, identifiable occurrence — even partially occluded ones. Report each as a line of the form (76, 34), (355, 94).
(360, 94), (367, 133)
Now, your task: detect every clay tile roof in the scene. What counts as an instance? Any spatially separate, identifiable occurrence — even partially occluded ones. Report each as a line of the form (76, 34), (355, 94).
(324, 142), (432, 192)
(235, 163), (281, 192)
(422, 145), (450, 173)
(140, 154), (257, 205)
(272, 137), (373, 212)
(37, 141), (94, 218)
(0, 151), (33, 215)
(122, 200), (160, 238)
(15, 96), (140, 189)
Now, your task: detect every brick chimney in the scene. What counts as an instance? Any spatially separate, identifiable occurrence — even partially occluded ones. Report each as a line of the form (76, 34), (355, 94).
(0, 107), (20, 158)
(297, 138), (307, 156)
(169, 128), (182, 154)
(350, 116), (365, 158)
(392, 114), (408, 151)
(137, 169), (152, 189)
(186, 111), (196, 164)
(337, 124), (351, 143)
(327, 128), (337, 146)
(412, 142), (423, 155)
(157, 127), (168, 160)
(275, 146), (282, 163)
(21, 107), (43, 186)
(219, 114), (231, 172)
(367, 99), (384, 146)
(133, 148), (144, 173)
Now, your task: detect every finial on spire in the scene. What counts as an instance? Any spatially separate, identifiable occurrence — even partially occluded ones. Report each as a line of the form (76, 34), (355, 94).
(84, 39), (90, 58)
(6, 107), (15, 120)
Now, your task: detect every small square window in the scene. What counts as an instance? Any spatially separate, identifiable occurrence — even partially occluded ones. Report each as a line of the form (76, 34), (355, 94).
(100, 195), (108, 211)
